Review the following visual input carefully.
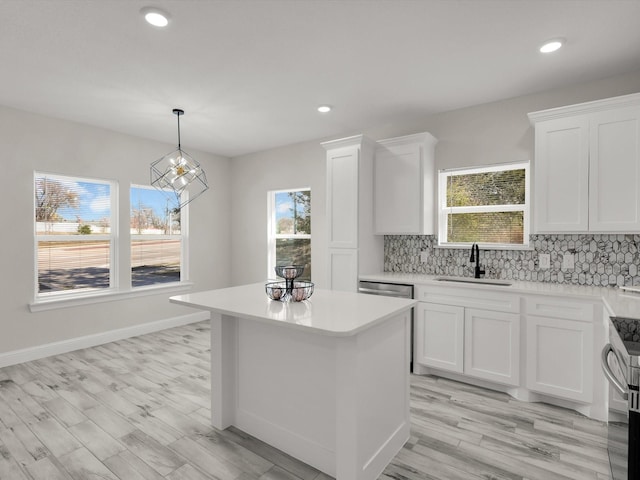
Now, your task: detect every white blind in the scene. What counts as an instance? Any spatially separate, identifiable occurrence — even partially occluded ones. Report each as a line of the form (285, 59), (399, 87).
(441, 164), (528, 246)
(35, 173), (113, 295)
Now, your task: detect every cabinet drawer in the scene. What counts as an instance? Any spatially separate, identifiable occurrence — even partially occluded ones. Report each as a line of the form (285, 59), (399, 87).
(523, 296), (594, 322)
(415, 284), (519, 313)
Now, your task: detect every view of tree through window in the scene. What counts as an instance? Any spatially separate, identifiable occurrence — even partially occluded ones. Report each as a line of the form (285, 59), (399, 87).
(35, 174), (113, 295)
(439, 164), (528, 246)
(272, 189), (311, 281)
(131, 186), (182, 287)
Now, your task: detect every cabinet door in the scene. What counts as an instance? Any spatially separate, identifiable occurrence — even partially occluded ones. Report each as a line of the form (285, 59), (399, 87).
(415, 303), (464, 373)
(534, 116), (589, 232)
(374, 143), (423, 234)
(525, 316), (593, 402)
(589, 106), (640, 232)
(326, 146), (359, 249)
(328, 248), (358, 292)
(464, 309), (520, 386)
(373, 133), (436, 235)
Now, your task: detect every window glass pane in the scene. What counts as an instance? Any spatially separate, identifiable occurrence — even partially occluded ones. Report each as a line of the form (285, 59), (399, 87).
(35, 173), (113, 297)
(131, 186), (182, 286)
(131, 187), (181, 235)
(275, 190), (311, 234)
(131, 239), (181, 286)
(447, 211), (524, 244)
(447, 169), (525, 207)
(35, 175), (111, 235)
(276, 238), (311, 281)
(37, 240), (110, 293)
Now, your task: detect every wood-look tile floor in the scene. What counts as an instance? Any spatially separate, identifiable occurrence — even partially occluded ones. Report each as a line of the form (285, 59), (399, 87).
(0, 321), (612, 480)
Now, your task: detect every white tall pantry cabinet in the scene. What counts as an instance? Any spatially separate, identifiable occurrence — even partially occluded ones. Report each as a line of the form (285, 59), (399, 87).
(322, 135), (383, 292)
(529, 93), (640, 233)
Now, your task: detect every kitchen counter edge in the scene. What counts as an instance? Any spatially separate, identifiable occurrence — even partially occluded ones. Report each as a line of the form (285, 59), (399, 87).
(359, 272), (640, 319)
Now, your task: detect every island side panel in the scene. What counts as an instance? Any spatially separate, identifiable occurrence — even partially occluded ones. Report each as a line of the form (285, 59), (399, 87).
(210, 312), (238, 430)
(336, 310), (411, 480)
(235, 318), (337, 475)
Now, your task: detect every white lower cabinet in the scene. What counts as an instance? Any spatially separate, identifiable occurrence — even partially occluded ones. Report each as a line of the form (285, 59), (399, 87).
(415, 303), (464, 373)
(415, 301), (520, 386)
(412, 284), (603, 418)
(464, 308), (520, 386)
(525, 315), (594, 403)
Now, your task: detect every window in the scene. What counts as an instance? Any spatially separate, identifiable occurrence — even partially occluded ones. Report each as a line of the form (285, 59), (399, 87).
(35, 173), (116, 298)
(34, 173), (190, 308)
(131, 185), (184, 287)
(268, 189), (311, 281)
(438, 162), (529, 248)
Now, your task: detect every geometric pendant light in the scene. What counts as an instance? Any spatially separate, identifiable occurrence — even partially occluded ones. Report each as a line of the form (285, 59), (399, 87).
(150, 108), (209, 209)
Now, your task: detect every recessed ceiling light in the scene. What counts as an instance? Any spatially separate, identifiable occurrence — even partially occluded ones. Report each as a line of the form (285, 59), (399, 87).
(539, 39), (564, 53)
(141, 7), (170, 27)
(317, 105), (332, 113)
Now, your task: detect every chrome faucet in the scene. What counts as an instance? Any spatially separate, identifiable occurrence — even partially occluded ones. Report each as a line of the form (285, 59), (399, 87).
(469, 243), (485, 279)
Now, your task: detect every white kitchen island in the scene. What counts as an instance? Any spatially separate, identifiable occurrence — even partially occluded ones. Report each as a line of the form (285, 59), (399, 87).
(170, 283), (416, 480)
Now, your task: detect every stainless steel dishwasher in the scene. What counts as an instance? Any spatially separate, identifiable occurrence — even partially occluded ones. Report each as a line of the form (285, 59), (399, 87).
(357, 280), (415, 372)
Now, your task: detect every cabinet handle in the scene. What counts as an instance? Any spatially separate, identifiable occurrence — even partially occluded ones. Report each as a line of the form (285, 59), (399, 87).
(601, 344), (628, 400)
(358, 288), (411, 297)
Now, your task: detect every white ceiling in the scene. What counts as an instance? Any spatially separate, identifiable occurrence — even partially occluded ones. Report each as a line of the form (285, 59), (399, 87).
(2, 0), (640, 158)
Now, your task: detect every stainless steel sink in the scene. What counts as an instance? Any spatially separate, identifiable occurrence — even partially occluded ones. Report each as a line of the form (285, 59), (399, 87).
(433, 276), (512, 286)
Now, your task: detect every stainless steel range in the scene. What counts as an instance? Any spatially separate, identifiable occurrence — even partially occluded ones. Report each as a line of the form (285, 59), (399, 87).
(602, 317), (640, 480)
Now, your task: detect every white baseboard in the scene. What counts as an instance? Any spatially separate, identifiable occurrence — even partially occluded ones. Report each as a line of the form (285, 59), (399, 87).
(0, 311), (210, 369)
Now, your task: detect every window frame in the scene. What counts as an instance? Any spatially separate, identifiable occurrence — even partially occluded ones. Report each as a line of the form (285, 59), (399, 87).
(31, 173), (193, 312)
(267, 187), (311, 279)
(437, 161), (530, 249)
(33, 172), (119, 302)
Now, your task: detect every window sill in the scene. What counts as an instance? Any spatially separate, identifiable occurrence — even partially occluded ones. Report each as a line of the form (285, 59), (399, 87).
(29, 282), (195, 313)
(435, 244), (534, 251)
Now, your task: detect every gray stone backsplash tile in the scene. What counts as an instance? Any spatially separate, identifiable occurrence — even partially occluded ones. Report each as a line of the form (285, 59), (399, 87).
(384, 234), (640, 288)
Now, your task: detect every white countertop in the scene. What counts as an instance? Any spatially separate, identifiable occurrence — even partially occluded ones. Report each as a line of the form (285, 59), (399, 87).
(359, 272), (640, 319)
(170, 283), (416, 336)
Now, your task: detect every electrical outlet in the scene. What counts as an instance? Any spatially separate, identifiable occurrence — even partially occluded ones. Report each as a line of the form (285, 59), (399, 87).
(420, 251), (429, 263)
(562, 253), (575, 270)
(539, 253), (550, 269)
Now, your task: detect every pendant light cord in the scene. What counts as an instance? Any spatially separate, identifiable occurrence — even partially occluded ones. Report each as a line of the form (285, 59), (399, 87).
(173, 108), (184, 149)
(176, 112), (181, 149)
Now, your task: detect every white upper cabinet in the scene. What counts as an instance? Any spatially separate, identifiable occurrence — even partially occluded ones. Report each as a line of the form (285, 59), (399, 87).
(529, 93), (640, 233)
(589, 106), (640, 231)
(325, 141), (360, 249)
(532, 116), (590, 232)
(373, 132), (437, 235)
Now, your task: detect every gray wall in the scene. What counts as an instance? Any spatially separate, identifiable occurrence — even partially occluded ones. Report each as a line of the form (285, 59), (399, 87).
(229, 141), (328, 287)
(230, 70), (640, 287)
(0, 106), (231, 355)
(3, 69), (640, 356)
